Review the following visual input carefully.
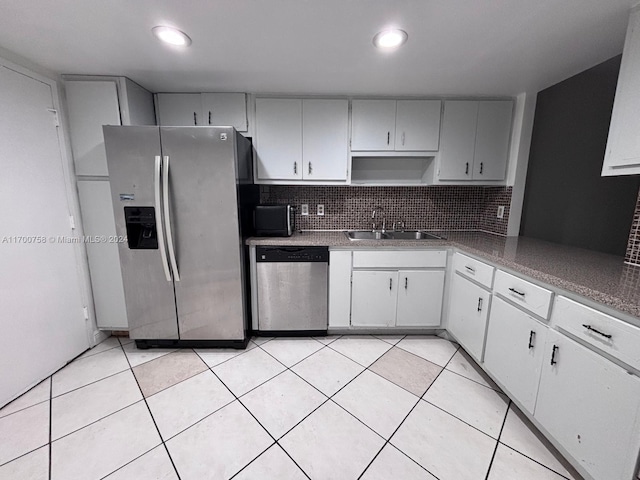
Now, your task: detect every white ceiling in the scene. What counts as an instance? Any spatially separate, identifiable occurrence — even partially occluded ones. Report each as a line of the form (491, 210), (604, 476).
(0, 0), (634, 96)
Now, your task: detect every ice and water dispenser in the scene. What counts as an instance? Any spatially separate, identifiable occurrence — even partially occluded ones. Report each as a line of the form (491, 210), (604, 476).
(124, 207), (158, 249)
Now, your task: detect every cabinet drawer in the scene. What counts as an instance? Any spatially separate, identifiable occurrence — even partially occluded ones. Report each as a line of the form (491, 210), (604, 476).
(452, 252), (494, 288)
(553, 296), (640, 371)
(352, 250), (446, 269)
(494, 270), (553, 319)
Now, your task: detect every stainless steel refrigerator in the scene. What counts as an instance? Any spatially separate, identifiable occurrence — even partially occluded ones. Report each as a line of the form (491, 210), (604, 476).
(103, 126), (258, 348)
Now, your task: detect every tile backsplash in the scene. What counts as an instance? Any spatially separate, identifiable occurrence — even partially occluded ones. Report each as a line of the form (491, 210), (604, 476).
(625, 188), (640, 266)
(260, 185), (513, 235)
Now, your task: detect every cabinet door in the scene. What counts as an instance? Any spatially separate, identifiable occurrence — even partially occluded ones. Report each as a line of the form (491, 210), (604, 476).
(395, 100), (441, 151)
(472, 101), (512, 180)
(302, 99), (349, 180)
(535, 330), (640, 480)
(438, 101), (478, 180)
(351, 271), (398, 327)
(77, 180), (128, 330)
(446, 273), (491, 361)
(602, 9), (640, 175)
(201, 93), (247, 131)
(156, 93), (202, 126)
(396, 270), (444, 327)
(255, 98), (302, 180)
(65, 80), (121, 176)
(484, 297), (547, 414)
(351, 100), (396, 151)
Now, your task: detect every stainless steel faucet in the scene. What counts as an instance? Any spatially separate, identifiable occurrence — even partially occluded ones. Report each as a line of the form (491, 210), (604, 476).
(371, 207), (386, 232)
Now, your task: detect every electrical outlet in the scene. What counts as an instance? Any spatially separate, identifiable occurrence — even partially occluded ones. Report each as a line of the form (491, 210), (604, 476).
(301, 204), (309, 216)
(317, 204), (325, 216)
(497, 205), (505, 219)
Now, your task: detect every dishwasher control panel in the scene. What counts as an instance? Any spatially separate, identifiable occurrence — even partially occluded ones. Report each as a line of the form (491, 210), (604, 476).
(256, 246), (329, 263)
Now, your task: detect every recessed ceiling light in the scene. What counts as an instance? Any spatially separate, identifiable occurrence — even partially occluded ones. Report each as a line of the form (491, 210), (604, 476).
(152, 26), (192, 47)
(373, 29), (408, 49)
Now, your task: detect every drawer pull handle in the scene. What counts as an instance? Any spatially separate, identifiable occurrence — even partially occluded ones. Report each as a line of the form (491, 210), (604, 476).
(528, 330), (535, 349)
(582, 324), (612, 339)
(465, 265), (475, 274)
(509, 287), (525, 297)
(550, 344), (558, 365)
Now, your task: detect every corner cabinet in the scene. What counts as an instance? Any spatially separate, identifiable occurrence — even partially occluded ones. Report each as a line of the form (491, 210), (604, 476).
(254, 98), (349, 183)
(351, 99), (441, 152)
(446, 253), (494, 362)
(437, 100), (513, 182)
(602, 7), (640, 176)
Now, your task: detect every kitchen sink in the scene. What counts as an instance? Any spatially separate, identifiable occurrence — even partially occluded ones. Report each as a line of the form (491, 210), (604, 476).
(345, 230), (445, 241)
(345, 230), (392, 240)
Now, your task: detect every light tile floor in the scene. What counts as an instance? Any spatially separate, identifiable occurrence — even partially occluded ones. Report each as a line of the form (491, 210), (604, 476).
(0, 335), (584, 480)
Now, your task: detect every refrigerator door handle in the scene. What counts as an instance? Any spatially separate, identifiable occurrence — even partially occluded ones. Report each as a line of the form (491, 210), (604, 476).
(162, 155), (180, 281)
(154, 155), (172, 282)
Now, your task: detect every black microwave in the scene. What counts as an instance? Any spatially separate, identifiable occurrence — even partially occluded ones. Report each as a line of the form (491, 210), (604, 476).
(254, 204), (295, 237)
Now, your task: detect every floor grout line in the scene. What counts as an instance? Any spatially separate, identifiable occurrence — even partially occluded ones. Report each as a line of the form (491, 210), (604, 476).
(357, 344), (460, 480)
(119, 342), (183, 480)
(499, 443), (574, 480)
(484, 399), (512, 480)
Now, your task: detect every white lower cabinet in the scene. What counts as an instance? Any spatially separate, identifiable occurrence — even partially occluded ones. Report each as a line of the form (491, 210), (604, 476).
(396, 270), (444, 327)
(447, 272), (492, 361)
(351, 270), (398, 327)
(349, 250), (446, 329)
(534, 329), (640, 480)
(483, 297), (548, 414)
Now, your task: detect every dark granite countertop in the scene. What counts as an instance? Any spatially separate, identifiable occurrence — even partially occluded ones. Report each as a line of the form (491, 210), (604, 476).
(247, 231), (640, 321)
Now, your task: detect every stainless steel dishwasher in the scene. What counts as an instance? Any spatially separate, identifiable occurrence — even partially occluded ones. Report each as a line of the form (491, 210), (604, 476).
(256, 246), (328, 333)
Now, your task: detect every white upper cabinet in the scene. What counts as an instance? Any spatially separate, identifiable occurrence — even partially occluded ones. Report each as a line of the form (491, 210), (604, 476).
(255, 98), (302, 180)
(302, 99), (349, 180)
(156, 93), (202, 126)
(202, 93), (247, 131)
(65, 77), (155, 177)
(602, 7), (640, 176)
(438, 101), (478, 180)
(156, 93), (248, 131)
(65, 80), (122, 176)
(255, 97), (349, 183)
(351, 99), (441, 152)
(351, 99), (397, 151)
(438, 100), (513, 182)
(473, 101), (513, 180)
(395, 100), (441, 151)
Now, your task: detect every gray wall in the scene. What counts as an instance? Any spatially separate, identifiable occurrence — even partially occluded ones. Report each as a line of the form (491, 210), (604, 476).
(520, 55), (640, 256)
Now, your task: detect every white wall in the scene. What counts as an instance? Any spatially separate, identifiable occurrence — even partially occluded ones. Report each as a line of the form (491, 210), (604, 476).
(507, 92), (538, 236)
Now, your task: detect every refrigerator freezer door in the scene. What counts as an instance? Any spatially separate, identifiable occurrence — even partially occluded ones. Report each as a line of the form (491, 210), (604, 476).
(103, 126), (179, 339)
(160, 127), (246, 340)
